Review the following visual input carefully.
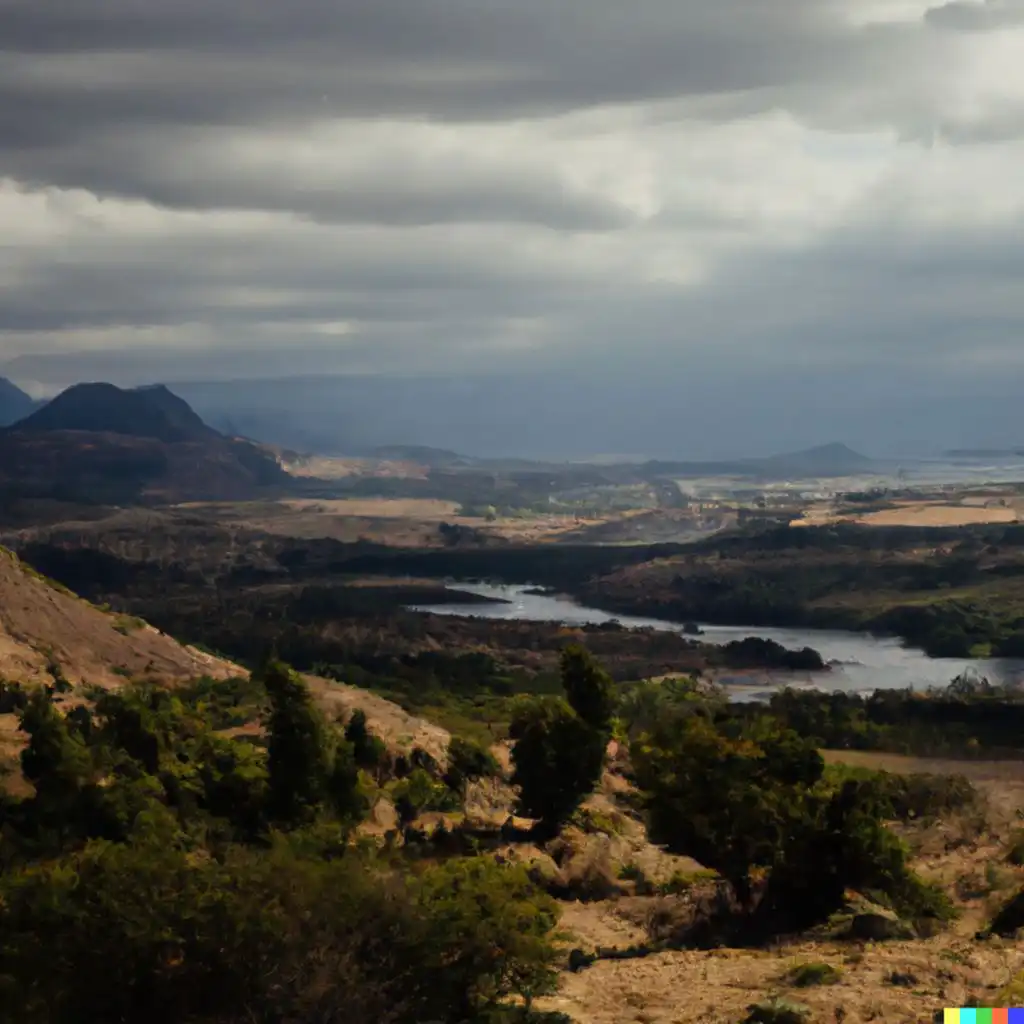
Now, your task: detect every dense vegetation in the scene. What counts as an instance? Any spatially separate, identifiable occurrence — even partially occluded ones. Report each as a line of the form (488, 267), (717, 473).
(755, 675), (1024, 758)
(630, 692), (953, 940)
(578, 523), (1024, 657)
(0, 666), (564, 1024)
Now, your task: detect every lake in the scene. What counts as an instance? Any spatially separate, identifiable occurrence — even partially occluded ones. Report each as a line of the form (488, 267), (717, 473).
(409, 582), (1024, 698)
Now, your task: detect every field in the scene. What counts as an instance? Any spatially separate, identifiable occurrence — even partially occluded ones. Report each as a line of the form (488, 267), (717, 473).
(175, 497), (649, 547)
(794, 498), (1022, 529)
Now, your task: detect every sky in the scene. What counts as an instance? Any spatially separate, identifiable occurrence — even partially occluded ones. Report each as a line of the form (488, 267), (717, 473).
(3, 0), (1024, 457)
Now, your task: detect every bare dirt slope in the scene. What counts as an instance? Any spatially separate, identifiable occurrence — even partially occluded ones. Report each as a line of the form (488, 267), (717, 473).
(0, 547), (237, 688)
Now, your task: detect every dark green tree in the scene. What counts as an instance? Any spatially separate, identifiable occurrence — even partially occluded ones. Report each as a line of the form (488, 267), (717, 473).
(262, 661), (332, 825)
(632, 715), (818, 906)
(345, 708), (387, 772)
(19, 688), (92, 806)
(510, 697), (606, 836)
(560, 644), (616, 734)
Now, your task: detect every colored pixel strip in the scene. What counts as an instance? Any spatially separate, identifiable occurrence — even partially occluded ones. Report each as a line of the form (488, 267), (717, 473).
(944, 1011), (1024, 1023)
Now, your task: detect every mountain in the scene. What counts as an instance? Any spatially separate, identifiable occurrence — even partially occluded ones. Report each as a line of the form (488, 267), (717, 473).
(753, 442), (874, 477)
(643, 443), (874, 480)
(0, 383), (294, 503)
(0, 378), (40, 427)
(12, 382), (219, 443)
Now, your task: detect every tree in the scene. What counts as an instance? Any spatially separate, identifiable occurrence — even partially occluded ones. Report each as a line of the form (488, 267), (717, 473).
(510, 697), (606, 835)
(632, 715), (818, 906)
(414, 857), (560, 1017)
(262, 661), (332, 825)
(560, 644), (616, 734)
(346, 708), (387, 772)
(19, 688), (92, 805)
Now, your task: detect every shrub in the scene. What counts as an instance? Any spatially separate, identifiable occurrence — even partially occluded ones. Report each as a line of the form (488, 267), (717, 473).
(785, 962), (842, 987)
(444, 735), (500, 792)
(743, 997), (811, 1024)
(0, 841), (560, 1024)
(988, 885), (1024, 937)
(1006, 828), (1024, 866)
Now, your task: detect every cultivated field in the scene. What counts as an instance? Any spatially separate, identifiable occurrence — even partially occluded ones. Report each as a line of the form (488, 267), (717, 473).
(794, 499), (1021, 529)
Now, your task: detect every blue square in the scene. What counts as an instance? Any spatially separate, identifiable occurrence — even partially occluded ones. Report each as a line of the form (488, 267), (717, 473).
(1008, 1009), (1024, 1023)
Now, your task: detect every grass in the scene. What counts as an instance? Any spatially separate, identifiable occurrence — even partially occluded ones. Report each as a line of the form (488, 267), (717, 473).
(113, 615), (146, 636)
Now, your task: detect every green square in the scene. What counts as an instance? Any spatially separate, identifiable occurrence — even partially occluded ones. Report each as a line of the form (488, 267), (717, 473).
(976, 1010), (993, 1024)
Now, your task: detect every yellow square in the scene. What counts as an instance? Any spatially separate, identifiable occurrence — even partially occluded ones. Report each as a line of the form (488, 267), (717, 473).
(945, 1011), (960, 1024)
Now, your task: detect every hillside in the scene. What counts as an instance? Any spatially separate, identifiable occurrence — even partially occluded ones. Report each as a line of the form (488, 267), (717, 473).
(12, 382), (219, 443)
(0, 378), (39, 427)
(0, 547), (238, 690)
(0, 383), (294, 503)
(0, 545), (448, 780)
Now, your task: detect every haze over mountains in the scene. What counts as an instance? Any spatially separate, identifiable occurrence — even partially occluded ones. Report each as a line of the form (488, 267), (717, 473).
(0, 378), (40, 427)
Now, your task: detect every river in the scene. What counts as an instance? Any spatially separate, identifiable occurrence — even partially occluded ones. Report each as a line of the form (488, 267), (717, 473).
(409, 582), (1024, 698)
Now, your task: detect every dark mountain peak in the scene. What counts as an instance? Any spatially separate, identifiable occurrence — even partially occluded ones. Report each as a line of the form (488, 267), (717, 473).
(0, 378), (40, 427)
(10, 382), (220, 443)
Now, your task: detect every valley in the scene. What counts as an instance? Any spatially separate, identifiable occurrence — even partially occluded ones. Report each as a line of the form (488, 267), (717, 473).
(6, 382), (1024, 1023)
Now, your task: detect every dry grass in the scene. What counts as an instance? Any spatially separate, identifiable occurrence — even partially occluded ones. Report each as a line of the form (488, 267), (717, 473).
(794, 500), (1021, 529)
(0, 547), (238, 690)
(542, 749), (1024, 1023)
(179, 498), (611, 546)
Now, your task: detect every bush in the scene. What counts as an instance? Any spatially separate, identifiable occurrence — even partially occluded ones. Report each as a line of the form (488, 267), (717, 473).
(0, 841), (560, 1024)
(1006, 828), (1024, 866)
(743, 997), (811, 1024)
(444, 735), (500, 792)
(988, 886), (1024, 937)
(785, 962), (842, 987)
(823, 764), (978, 822)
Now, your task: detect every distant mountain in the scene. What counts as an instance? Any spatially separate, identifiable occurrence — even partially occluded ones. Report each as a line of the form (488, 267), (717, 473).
(0, 382), (293, 503)
(754, 442), (874, 476)
(944, 448), (1024, 460)
(13, 382), (219, 443)
(0, 378), (40, 427)
(644, 442), (874, 480)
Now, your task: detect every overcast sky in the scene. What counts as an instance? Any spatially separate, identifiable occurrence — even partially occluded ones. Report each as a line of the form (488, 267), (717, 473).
(3, 0), (1024, 454)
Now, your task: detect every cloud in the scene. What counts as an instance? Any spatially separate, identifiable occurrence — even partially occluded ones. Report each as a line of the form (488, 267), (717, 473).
(4, 0), (1024, 453)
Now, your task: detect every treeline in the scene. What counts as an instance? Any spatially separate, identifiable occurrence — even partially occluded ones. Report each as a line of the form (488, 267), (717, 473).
(745, 677), (1024, 759)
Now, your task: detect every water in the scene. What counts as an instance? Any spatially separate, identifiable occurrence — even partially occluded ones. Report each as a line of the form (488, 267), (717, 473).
(409, 582), (1024, 697)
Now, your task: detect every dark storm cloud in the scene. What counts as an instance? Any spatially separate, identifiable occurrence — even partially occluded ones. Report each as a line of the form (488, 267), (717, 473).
(4, 0), (1024, 458)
